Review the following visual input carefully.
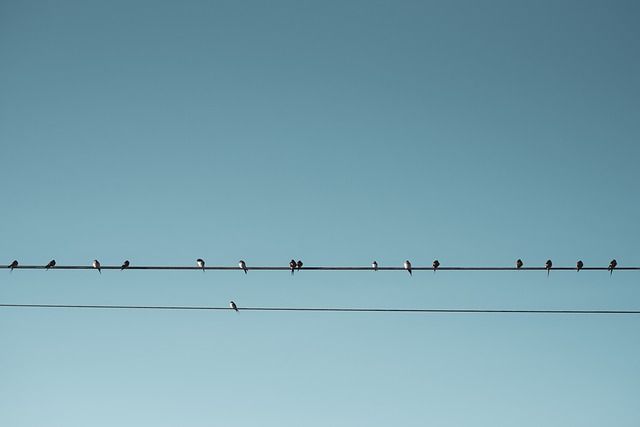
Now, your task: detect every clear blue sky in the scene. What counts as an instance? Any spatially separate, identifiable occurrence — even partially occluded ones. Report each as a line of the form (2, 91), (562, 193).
(1, 1), (639, 425)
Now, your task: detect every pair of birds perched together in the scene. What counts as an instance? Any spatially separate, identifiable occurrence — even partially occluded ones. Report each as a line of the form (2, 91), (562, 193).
(516, 258), (618, 276)
(289, 259), (303, 275)
(390, 260), (440, 276)
(92, 259), (130, 273)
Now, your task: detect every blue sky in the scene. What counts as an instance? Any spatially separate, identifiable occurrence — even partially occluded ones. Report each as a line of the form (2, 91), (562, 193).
(1, 1), (639, 425)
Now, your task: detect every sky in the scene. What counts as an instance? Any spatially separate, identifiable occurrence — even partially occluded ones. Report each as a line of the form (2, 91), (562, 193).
(1, 0), (639, 425)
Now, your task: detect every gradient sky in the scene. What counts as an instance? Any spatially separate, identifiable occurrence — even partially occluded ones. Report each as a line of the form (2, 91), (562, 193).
(1, 1), (639, 426)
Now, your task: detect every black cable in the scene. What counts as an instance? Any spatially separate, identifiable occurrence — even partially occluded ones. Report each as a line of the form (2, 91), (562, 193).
(1, 303), (638, 314)
(3, 265), (639, 271)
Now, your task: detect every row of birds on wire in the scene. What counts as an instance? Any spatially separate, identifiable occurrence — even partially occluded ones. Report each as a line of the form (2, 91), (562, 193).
(4, 258), (621, 276)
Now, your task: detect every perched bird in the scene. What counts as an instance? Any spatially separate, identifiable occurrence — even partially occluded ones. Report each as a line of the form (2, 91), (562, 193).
(93, 259), (101, 274)
(239, 260), (247, 274)
(289, 259), (296, 275)
(372, 260), (378, 271)
(404, 260), (412, 276)
(121, 260), (130, 270)
(576, 260), (583, 272)
(432, 259), (440, 273)
(9, 260), (18, 272)
(197, 258), (205, 273)
(230, 301), (238, 312)
(608, 259), (617, 276)
(516, 259), (523, 269)
(297, 260), (303, 271)
(45, 260), (56, 270)
(545, 259), (552, 276)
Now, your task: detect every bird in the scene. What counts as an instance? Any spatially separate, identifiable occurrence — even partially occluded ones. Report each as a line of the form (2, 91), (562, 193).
(289, 259), (296, 275)
(372, 260), (378, 271)
(93, 259), (101, 274)
(576, 260), (583, 272)
(297, 260), (303, 271)
(239, 260), (247, 274)
(197, 258), (205, 273)
(545, 259), (552, 276)
(230, 301), (238, 312)
(608, 259), (617, 276)
(9, 260), (18, 272)
(121, 260), (130, 270)
(404, 260), (412, 276)
(45, 260), (56, 270)
(516, 259), (523, 269)
(432, 259), (440, 273)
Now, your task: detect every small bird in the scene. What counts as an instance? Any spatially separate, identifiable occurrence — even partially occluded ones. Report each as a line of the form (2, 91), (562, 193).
(516, 259), (523, 269)
(197, 258), (205, 273)
(576, 260), (583, 272)
(545, 259), (552, 276)
(121, 260), (130, 270)
(608, 259), (617, 276)
(93, 259), (101, 274)
(297, 260), (303, 271)
(45, 260), (56, 270)
(230, 301), (238, 312)
(239, 260), (247, 274)
(289, 259), (296, 275)
(404, 260), (412, 276)
(9, 260), (18, 272)
(372, 260), (378, 271)
(432, 259), (440, 273)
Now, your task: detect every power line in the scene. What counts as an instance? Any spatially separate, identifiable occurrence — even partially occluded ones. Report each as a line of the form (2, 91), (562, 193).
(3, 265), (639, 271)
(1, 303), (638, 315)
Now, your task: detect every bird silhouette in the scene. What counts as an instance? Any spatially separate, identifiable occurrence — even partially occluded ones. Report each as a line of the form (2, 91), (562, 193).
(516, 259), (523, 269)
(239, 260), (248, 274)
(297, 260), (303, 271)
(197, 258), (205, 273)
(9, 260), (18, 272)
(608, 259), (617, 276)
(432, 259), (440, 273)
(545, 259), (552, 276)
(372, 260), (378, 271)
(230, 301), (238, 312)
(404, 260), (412, 276)
(121, 260), (130, 270)
(45, 260), (56, 270)
(576, 260), (583, 272)
(93, 259), (101, 274)
(290, 259), (296, 275)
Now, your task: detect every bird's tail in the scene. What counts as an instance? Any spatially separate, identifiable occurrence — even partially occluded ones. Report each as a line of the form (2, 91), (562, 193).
(244, 269), (248, 274)
(408, 270), (412, 276)
(547, 269), (550, 277)
(291, 269), (294, 276)
(610, 270), (613, 277)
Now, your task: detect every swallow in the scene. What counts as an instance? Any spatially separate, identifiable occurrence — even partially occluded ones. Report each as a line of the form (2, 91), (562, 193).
(45, 259), (56, 270)
(372, 260), (378, 271)
(516, 259), (523, 269)
(432, 259), (440, 273)
(290, 259), (296, 275)
(230, 301), (238, 312)
(121, 260), (130, 270)
(404, 260), (412, 276)
(608, 259), (617, 276)
(545, 259), (552, 276)
(93, 259), (101, 273)
(576, 260), (583, 272)
(197, 258), (205, 273)
(297, 260), (303, 271)
(239, 260), (247, 274)
(9, 260), (18, 272)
